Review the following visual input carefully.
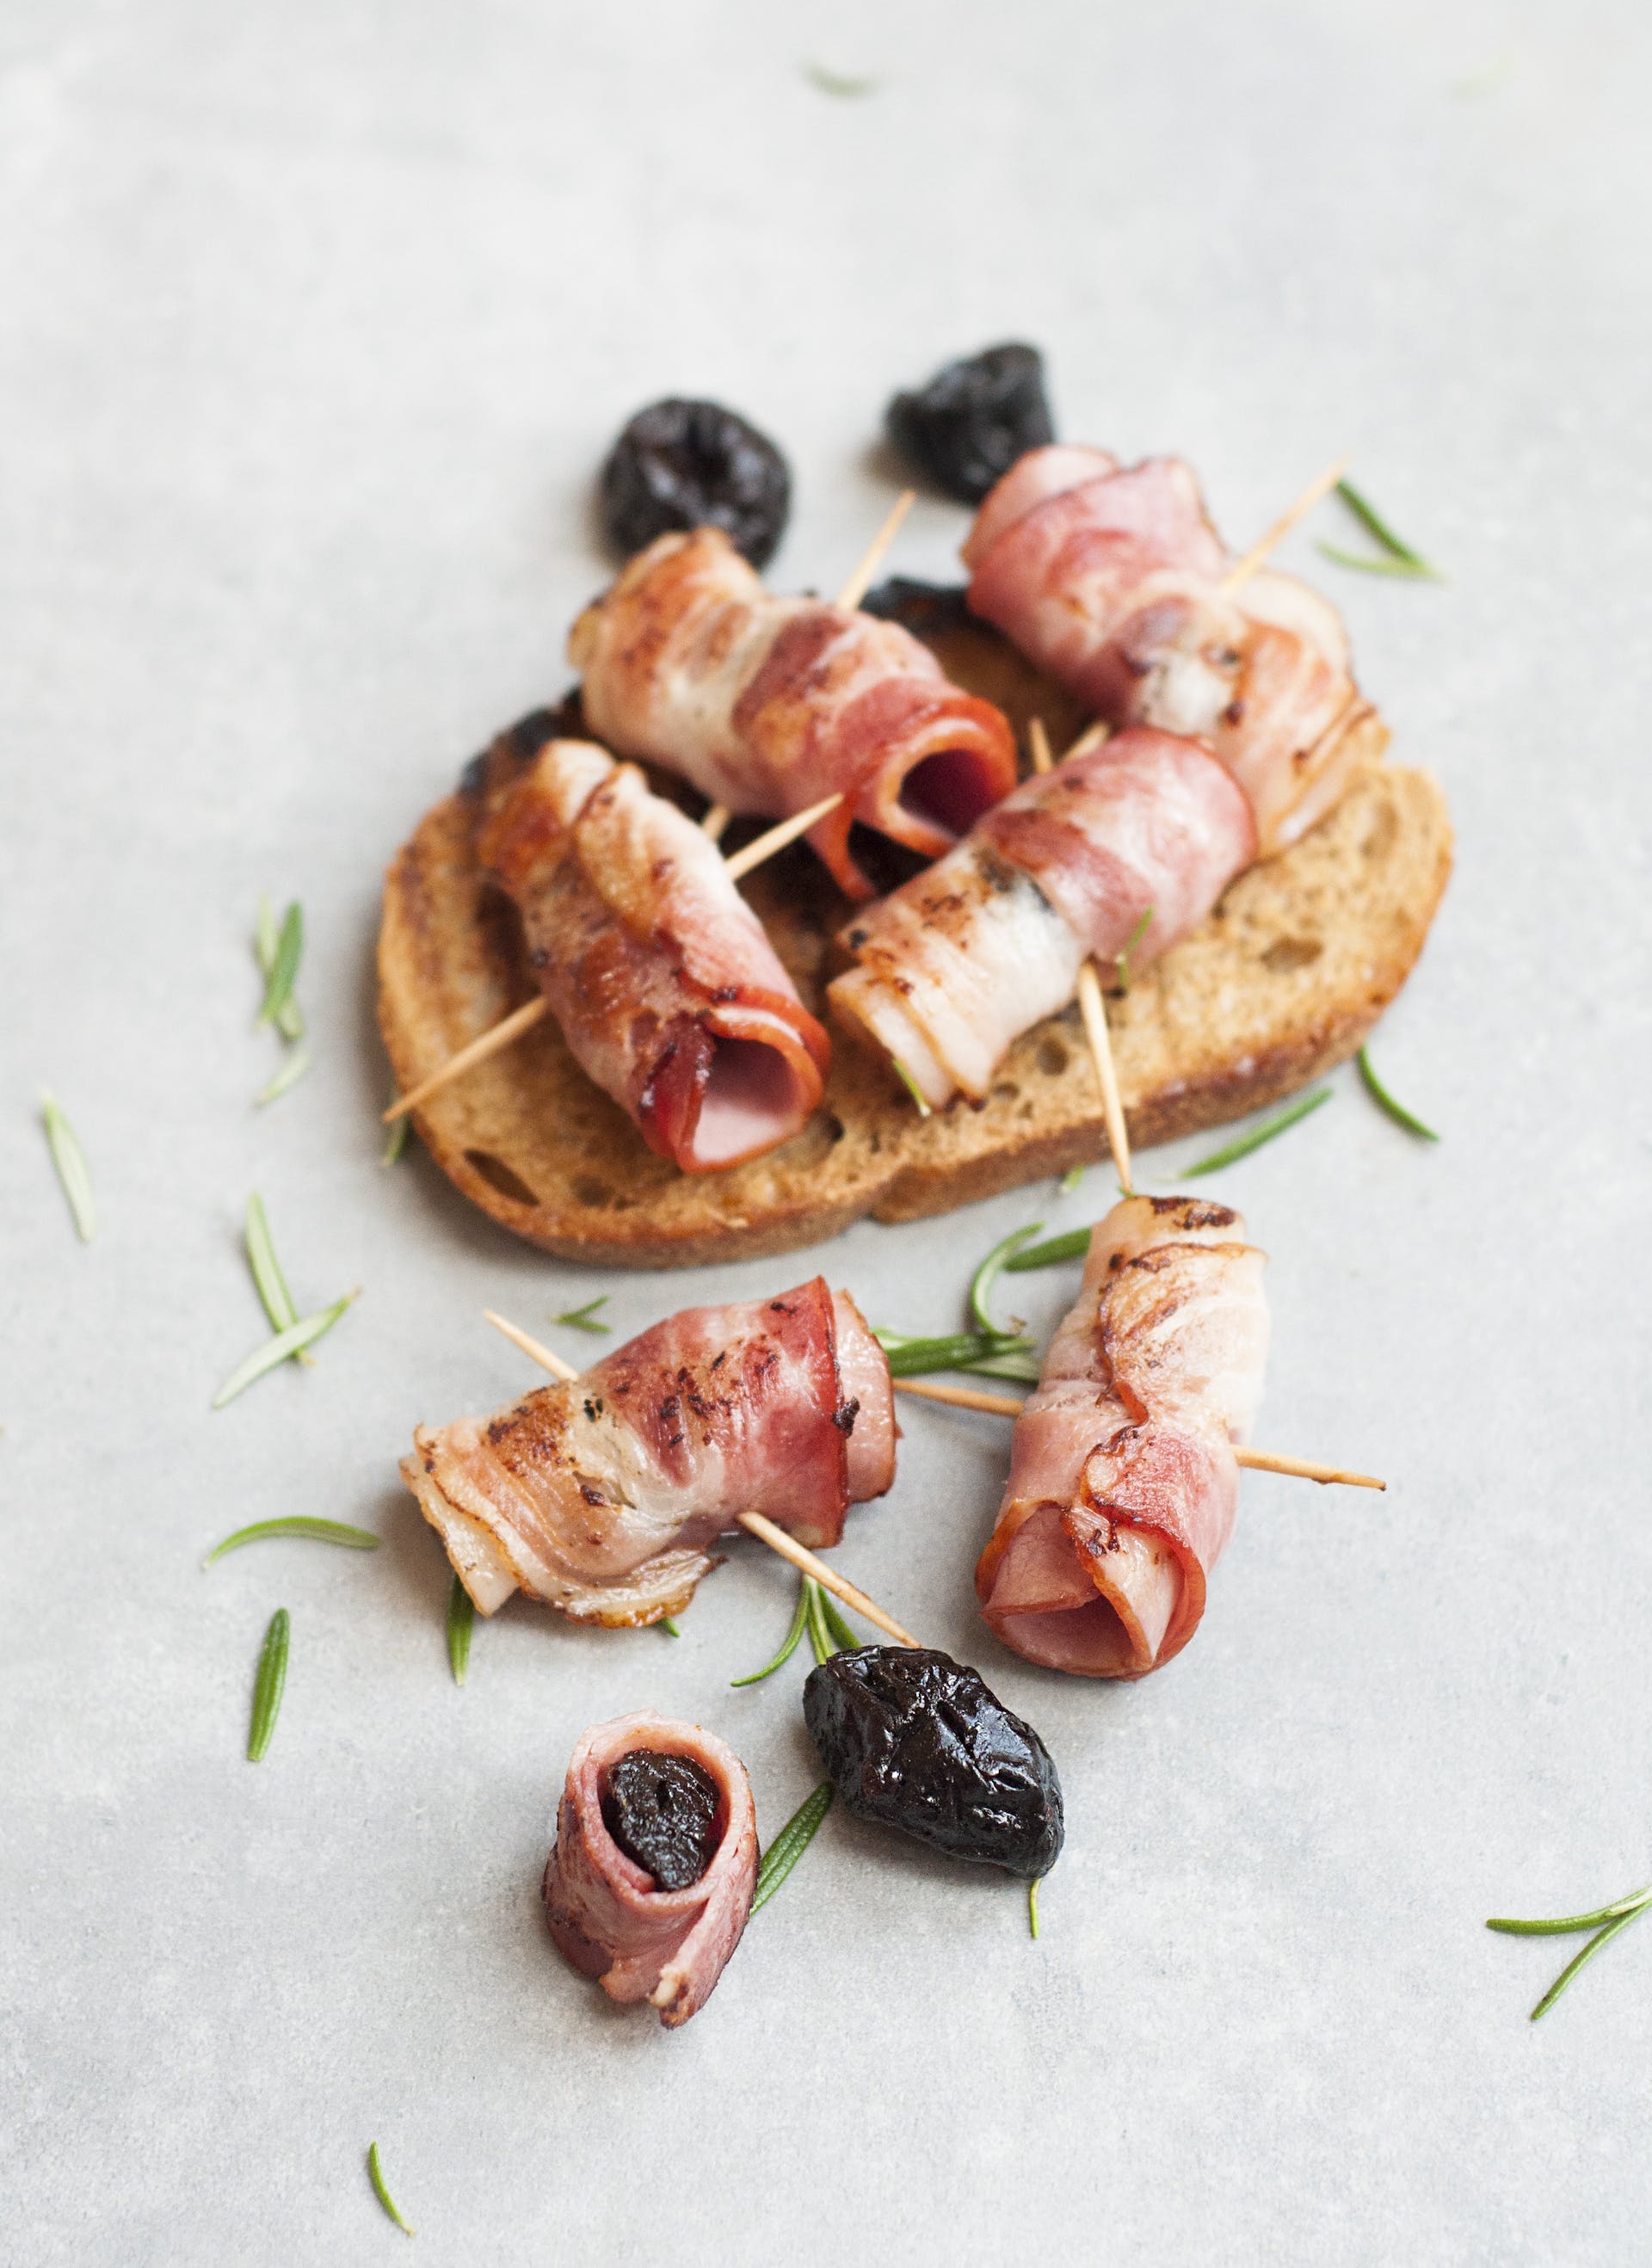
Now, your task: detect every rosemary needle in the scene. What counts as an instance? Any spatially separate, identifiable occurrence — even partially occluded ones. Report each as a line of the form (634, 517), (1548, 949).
(380, 1112), (409, 1168)
(659, 1618), (681, 1638)
(256, 1045), (313, 1106)
(876, 1328), (1041, 1384)
(969, 1223), (1044, 1336)
(256, 901), (304, 1031)
(1324, 478), (1441, 578)
(730, 1575), (811, 1686)
(1028, 1877), (1041, 1938)
(1185, 1087), (1331, 1176)
(247, 1608), (289, 1761)
(1356, 1046), (1439, 1141)
(1057, 1164), (1087, 1196)
(203, 1517), (379, 1568)
(1004, 1225), (1090, 1273)
(256, 896), (305, 1042)
(817, 1589), (864, 1654)
(40, 1091), (96, 1242)
(212, 1291), (360, 1408)
(367, 2142), (416, 2237)
(749, 1783), (835, 1914)
(891, 1057), (933, 1117)
(804, 1579), (835, 1667)
(446, 1574), (474, 1686)
(553, 1296), (611, 1334)
(803, 60), (879, 96)
(1114, 904), (1153, 992)
(1487, 1878), (1652, 2020)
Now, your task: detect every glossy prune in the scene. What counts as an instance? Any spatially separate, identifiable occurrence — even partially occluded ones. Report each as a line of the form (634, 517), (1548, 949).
(601, 398), (791, 567)
(803, 1647), (1063, 1878)
(600, 1749), (722, 1891)
(885, 342), (1055, 505)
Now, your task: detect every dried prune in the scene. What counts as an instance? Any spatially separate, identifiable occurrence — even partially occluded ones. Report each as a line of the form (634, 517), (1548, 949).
(859, 576), (973, 636)
(601, 1749), (722, 1891)
(601, 398), (791, 567)
(803, 1647), (1063, 1878)
(885, 343), (1056, 505)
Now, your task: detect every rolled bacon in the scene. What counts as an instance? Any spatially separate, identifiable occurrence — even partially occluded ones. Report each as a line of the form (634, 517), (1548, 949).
(569, 527), (1019, 899)
(828, 727), (1254, 1109)
(476, 736), (829, 1173)
(976, 1194), (1269, 1678)
(964, 447), (1365, 854)
(543, 1714), (757, 2028)
(401, 1278), (897, 1626)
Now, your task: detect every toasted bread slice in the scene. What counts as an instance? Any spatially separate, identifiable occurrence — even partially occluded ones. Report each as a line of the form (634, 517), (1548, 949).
(378, 619), (1452, 1268)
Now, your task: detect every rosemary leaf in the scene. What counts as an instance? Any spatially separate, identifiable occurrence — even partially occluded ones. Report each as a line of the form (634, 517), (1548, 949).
(367, 2142), (416, 2237)
(1185, 1087), (1331, 1176)
(1357, 1046), (1439, 1141)
(256, 1045), (313, 1106)
(803, 61), (879, 96)
(203, 1517), (379, 1568)
(553, 1296), (611, 1334)
(447, 1574), (474, 1686)
(1114, 904), (1153, 992)
(256, 902), (304, 1030)
(380, 1112), (409, 1168)
(1028, 1877), (1041, 1938)
(1316, 543), (1441, 581)
(749, 1782), (835, 1914)
(891, 1057), (933, 1117)
(1530, 1907), (1649, 2022)
(804, 1579), (835, 1667)
(247, 1607), (290, 1761)
(659, 1617), (681, 1638)
(818, 1590), (864, 1654)
(244, 1193), (299, 1335)
(730, 1574), (811, 1686)
(1057, 1165), (1087, 1196)
(876, 1328), (1039, 1380)
(212, 1290), (360, 1408)
(256, 895), (305, 1042)
(1332, 478), (1439, 574)
(1003, 1225), (1089, 1273)
(970, 1223), (1044, 1335)
(40, 1091), (96, 1242)
(1487, 1882), (1652, 1936)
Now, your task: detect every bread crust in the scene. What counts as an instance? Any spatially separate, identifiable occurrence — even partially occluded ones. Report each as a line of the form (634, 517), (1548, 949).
(378, 641), (1452, 1268)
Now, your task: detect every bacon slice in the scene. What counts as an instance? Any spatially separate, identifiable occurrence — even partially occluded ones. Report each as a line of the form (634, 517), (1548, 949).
(401, 1280), (897, 1626)
(976, 1195), (1269, 1677)
(828, 729), (1254, 1108)
(569, 528), (1018, 899)
(964, 447), (1364, 854)
(543, 1714), (757, 2027)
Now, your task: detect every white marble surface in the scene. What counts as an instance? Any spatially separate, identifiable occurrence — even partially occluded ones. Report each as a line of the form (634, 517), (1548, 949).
(3, 2), (1650, 2260)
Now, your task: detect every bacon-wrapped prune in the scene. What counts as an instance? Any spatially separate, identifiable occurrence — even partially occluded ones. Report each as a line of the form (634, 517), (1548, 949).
(601, 1750), (723, 1891)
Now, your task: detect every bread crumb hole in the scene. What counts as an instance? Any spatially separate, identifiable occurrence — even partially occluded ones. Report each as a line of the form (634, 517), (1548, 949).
(1361, 806), (1398, 862)
(1261, 936), (1323, 974)
(464, 1149), (540, 1207)
(572, 1175), (615, 1208)
(1038, 1037), (1069, 1077)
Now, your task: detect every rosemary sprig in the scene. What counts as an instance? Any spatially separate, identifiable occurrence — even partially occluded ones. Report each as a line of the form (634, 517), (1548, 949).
(749, 1783), (835, 1914)
(203, 1517), (379, 1568)
(446, 1574), (474, 1686)
(40, 1091), (96, 1242)
(1356, 1046), (1439, 1141)
(803, 60), (879, 96)
(970, 1223), (1044, 1335)
(730, 1575), (811, 1686)
(1185, 1087), (1331, 1176)
(380, 1113), (409, 1168)
(212, 1290), (360, 1408)
(247, 1607), (290, 1760)
(367, 2142), (416, 2237)
(1316, 480), (1442, 581)
(1487, 1879), (1652, 2020)
(1004, 1225), (1088, 1273)
(1114, 904), (1153, 992)
(891, 1057), (933, 1117)
(256, 901), (305, 1032)
(875, 1328), (1042, 1384)
(553, 1296), (611, 1334)
(255, 896), (305, 1042)
(256, 1045), (313, 1106)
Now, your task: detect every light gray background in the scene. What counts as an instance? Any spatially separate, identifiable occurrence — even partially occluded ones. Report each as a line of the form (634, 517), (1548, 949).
(3, 3), (1649, 2261)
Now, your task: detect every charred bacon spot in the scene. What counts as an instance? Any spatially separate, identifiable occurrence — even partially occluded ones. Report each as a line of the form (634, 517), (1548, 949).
(832, 1397), (860, 1435)
(600, 1749), (723, 1891)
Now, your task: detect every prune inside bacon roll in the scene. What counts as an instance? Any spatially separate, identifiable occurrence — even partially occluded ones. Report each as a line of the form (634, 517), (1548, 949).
(569, 528), (1019, 901)
(401, 1278), (896, 1626)
(976, 1195), (1269, 1679)
(476, 736), (829, 1174)
(544, 1714), (758, 2028)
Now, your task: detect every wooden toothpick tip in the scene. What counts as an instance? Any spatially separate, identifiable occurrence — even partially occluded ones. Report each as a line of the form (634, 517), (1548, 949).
(700, 803), (731, 841)
(835, 489), (915, 612)
(1220, 453), (1352, 595)
(722, 792), (845, 882)
(383, 996), (548, 1122)
(484, 1309), (579, 1381)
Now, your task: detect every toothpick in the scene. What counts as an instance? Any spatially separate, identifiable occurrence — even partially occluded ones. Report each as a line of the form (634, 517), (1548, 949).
(835, 488), (915, 613)
(382, 791), (842, 1123)
(1028, 718), (1132, 1193)
(891, 1377), (1385, 1490)
(485, 1309), (922, 1642)
(700, 804), (730, 841)
(1220, 453), (1351, 595)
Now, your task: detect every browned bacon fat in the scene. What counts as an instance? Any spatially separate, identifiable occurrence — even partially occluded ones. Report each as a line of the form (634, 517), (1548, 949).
(543, 1714), (757, 2027)
(569, 527), (1018, 898)
(976, 1195), (1269, 1678)
(401, 1279), (897, 1626)
(828, 728), (1254, 1109)
(965, 447), (1367, 854)
(476, 737), (829, 1172)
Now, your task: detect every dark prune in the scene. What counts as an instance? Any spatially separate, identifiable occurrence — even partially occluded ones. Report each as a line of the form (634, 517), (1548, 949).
(601, 1749), (722, 1892)
(885, 343), (1056, 505)
(601, 398), (791, 568)
(803, 1647), (1063, 1878)
(859, 576), (973, 637)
